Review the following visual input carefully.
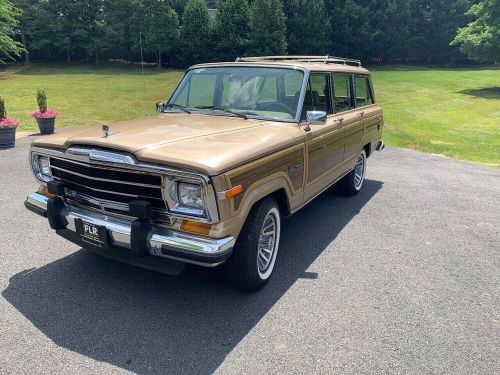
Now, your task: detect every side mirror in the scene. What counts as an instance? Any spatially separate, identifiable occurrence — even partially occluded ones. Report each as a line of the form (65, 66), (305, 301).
(306, 111), (327, 125)
(156, 101), (166, 112)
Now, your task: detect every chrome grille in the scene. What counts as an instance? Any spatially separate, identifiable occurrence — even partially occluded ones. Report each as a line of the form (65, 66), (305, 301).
(49, 157), (169, 220)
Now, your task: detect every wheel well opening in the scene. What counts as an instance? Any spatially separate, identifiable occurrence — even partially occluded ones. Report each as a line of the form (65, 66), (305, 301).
(363, 143), (372, 158)
(270, 189), (290, 217)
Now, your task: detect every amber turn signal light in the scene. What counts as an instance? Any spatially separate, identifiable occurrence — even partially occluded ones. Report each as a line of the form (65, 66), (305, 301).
(225, 185), (243, 199)
(39, 185), (56, 198)
(180, 220), (211, 236)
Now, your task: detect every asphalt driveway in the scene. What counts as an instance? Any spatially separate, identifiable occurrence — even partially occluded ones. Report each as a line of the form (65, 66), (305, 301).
(0, 137), (498, 374)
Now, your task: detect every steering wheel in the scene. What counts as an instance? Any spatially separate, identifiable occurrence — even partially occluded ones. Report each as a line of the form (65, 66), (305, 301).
(259, 101), (295, 116)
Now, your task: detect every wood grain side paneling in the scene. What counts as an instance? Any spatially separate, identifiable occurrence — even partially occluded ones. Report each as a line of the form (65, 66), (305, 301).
(228, 148), (304, 210)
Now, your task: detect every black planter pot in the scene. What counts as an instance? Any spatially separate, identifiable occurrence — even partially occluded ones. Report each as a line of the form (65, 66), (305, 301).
(0, 127), (16, 149)
(36, 117), (55, 134)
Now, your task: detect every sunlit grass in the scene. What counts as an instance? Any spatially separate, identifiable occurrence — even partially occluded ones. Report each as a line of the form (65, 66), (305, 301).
(371, 66), (500, 166)
(1, 64), (498, 166)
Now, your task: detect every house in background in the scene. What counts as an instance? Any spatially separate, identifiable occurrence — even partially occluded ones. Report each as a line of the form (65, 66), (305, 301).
(206, 0), (217, 19)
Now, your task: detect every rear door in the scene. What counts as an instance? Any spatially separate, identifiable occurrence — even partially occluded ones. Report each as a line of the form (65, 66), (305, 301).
(354, 74), (382, 152)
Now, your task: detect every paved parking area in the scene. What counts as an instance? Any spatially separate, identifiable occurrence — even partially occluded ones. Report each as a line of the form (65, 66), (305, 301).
(0, 137), (499, 374)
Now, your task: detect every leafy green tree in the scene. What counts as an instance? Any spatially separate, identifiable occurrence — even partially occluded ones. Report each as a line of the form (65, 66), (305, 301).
(416, 0), (474, 63)
(213, 0), (250, 61)
(285, 0), (330, 55)
(179, 0), (211, 66)
(11, 0), (40, 64)
(452, 0), (500, 63)
(248, 0), (286, 55)
(0, 0), (23, 62)
(101, 0), (137, 62)
(325, 0), (372, 60)
(170, 0), (188, 16)
(131, 0), (179, 68)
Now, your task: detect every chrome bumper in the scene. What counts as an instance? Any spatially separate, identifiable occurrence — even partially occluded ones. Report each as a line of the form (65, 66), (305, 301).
(25, 192), (235, 267)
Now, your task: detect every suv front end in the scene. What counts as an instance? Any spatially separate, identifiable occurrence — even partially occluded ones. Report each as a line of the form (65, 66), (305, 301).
(25, 146), (235, 273)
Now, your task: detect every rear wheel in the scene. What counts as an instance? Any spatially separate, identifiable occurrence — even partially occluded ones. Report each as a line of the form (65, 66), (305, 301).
(225, 198), (281, 290)
(342, 149), (366, 195)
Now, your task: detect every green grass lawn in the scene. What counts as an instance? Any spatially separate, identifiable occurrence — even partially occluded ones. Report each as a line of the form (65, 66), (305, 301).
(1, 64), (499, 166)
(371, 66), (499, 167)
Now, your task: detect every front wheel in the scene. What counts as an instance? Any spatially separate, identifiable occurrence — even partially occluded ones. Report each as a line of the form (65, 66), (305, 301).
(341, 149), (366, 196)
(225, 198), (281, 290)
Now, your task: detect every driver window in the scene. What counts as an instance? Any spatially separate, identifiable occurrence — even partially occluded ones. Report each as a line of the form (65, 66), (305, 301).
(301, 73), (332, 120)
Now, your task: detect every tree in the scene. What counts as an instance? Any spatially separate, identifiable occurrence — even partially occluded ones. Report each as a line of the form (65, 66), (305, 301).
(248, 0), (286, 55)
(213, 0), (250, 61)
(325, 0), (372, 60)
(131, 0), (179, 68)
(0, 0), (23, 62)
(285, 0), (330, 55)
(11, 0), (39, 64)
(179, 0), (211, 66)
(452, 0), (500, 63)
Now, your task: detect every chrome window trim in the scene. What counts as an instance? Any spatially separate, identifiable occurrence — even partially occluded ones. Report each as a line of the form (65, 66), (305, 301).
(166, 64), (311, 124)
(30, 146), (220, 223)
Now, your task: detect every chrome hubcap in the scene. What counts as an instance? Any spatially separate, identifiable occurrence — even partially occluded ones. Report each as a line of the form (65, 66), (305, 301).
(354, 154), (365, 190)
(257, 213), (277, 274)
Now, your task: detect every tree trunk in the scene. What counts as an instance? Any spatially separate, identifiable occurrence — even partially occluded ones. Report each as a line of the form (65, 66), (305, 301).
(157, 51), (162, 70)
(66, 45), (71, 63)
(95, 51), (100, 64)
(20, 30), (29, 65)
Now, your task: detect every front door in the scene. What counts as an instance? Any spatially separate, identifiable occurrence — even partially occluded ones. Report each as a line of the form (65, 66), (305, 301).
(303, 72), (344, 201)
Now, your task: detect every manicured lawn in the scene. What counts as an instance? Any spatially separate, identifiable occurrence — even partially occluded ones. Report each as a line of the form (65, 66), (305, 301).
(0, 64), (185, 131)
(1, 64), (499, 166)
(371, 66), (499, 167)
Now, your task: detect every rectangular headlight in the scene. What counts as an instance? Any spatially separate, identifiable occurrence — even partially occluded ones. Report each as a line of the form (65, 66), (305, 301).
(31, 154), (52, 182)
(177, 182), (204, 209)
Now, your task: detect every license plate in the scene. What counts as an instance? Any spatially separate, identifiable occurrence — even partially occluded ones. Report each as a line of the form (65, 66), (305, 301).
(75, 219), (109, 249)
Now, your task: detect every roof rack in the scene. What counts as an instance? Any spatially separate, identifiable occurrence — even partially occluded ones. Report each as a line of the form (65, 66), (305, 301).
(235, 55), (362, 67)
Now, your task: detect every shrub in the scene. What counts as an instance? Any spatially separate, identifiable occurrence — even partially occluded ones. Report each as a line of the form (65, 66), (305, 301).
(0, 97), (20, 127)
(0, 97), (5, 119)
(36, 88), (48, 113)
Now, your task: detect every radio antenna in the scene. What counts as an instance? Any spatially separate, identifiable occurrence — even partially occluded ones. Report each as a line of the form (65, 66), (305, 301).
(139, 32), (147, 116)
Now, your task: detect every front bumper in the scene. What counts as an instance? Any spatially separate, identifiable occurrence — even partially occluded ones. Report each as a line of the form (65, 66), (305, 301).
(25, 192), (235, 270)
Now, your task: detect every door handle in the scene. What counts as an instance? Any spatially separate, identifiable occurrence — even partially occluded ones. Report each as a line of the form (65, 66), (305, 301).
(334, 117), (344, 124)
(357, 111), (365, 117)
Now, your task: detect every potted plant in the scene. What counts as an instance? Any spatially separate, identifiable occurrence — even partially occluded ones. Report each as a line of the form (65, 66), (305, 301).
(30, 89), (59, 134)
(0, 97), (21, 149)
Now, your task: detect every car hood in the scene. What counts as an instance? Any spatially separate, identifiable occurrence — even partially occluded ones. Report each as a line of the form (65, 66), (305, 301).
(33, 114), (303, 175)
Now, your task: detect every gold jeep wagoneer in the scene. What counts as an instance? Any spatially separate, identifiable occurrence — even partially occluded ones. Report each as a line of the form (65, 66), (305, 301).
(25, 56), (384, 289)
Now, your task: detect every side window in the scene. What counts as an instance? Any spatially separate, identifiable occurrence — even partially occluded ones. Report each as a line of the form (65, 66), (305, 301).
(301, 73), (332, 119)
(332, 73), (353, 113)
(355, 76), (374, 107)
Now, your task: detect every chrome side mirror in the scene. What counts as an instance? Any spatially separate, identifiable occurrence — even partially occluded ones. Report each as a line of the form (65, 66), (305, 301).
(156, 101), (166, 112)
(306, 111), (327, 125)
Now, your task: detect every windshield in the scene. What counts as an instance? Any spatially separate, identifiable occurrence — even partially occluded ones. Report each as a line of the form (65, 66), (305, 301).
(167, 67), (305, 121)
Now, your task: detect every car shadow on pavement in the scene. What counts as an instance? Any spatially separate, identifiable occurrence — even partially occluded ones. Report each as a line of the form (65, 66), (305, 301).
(3, 180), (382, 375)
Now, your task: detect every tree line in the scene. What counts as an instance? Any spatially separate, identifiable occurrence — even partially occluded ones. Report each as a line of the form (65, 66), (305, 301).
(1, 0), (499, 67)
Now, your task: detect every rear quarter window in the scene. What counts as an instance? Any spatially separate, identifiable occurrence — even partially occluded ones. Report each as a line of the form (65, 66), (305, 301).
(355, 75), (374, 107)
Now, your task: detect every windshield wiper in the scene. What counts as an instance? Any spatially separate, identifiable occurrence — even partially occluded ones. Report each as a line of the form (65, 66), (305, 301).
(164, 103), (191, 114)
(194, 105), (248, 120)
